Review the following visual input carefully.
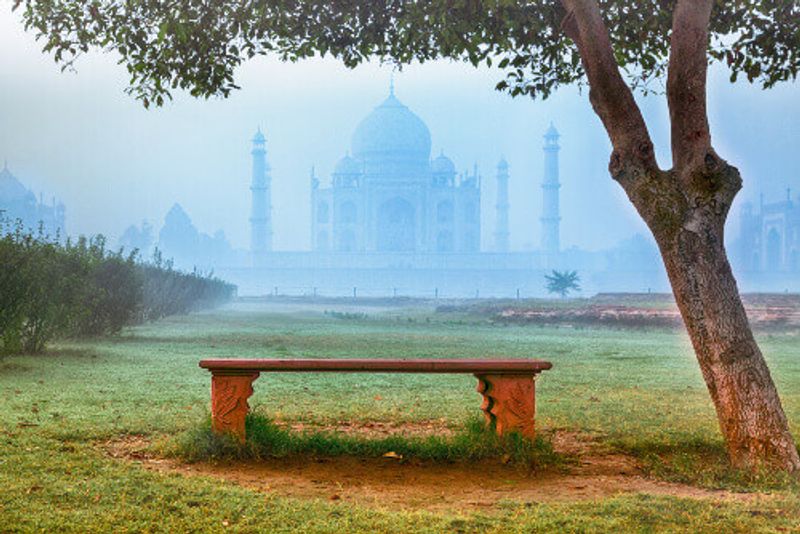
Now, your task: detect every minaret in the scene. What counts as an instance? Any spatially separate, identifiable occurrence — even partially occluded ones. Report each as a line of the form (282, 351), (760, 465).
(494, 158), (510, 252)
(541, 123), (561, 256)
(249, 128), (272, 255)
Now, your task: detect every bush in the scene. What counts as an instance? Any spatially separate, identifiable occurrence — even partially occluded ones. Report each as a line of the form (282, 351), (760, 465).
(68, 236), (141, 337)
(0, 226), (39, 352)
(138, 250), (235, 322)
(0, 224), (81, 352)
(0, 224), (235, 355)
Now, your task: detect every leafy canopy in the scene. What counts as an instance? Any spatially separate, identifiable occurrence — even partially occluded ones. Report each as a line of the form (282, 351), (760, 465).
(12, 0), (800, 107)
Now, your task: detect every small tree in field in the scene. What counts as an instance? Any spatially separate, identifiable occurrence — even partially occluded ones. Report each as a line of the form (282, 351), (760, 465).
(13, 0), (800, 471)
(545, 270), (580, 298)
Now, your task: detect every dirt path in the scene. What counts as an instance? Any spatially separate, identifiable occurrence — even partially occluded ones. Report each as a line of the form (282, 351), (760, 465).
(102, 427), (767, 512)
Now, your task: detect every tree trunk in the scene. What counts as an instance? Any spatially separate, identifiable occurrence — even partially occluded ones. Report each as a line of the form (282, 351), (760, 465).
(646, 168), (800, 471)
(559, 0), (799, 470)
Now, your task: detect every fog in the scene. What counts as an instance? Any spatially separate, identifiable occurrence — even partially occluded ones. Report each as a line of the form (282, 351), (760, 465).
(1, 7), (798, 296)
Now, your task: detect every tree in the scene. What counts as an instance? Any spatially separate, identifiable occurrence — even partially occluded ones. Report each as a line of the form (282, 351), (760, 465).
(545, 270), (580, 298)
(12, 0), (800, 470)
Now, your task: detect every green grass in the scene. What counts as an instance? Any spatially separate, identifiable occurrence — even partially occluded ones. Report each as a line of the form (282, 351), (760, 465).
(171, 414), (560, 470)
(2, 300), (800, 532)
(622, 439), (800, 492)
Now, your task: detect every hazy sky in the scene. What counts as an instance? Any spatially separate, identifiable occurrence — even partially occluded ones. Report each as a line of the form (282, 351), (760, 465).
(1, 7), (798, 252)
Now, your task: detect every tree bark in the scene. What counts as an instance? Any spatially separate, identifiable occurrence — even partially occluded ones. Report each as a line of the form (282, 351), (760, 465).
(655, 194), (800, 471)
(663, 0), (799, 470)
(560, 0), (800, 471)
(628, 161), (800, 471)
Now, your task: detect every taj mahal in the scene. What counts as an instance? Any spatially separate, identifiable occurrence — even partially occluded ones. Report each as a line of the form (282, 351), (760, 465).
(227, 83), (796, 296)
(249, 83), (562, 260)
(231, 84), (607, 297)
(307, 84), (484, 255)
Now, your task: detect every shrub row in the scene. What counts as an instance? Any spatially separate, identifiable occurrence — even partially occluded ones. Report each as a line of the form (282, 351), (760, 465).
(137, 250), (236, 323)
(0, 226), (235, 354)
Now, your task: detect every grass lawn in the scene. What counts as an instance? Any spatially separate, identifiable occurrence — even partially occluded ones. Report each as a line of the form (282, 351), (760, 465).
(1, 300), (799, 532)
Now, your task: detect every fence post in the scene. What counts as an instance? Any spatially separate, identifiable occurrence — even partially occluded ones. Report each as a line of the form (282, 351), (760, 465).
(516, 288), (520, 300)
(353, 287), (357, 299)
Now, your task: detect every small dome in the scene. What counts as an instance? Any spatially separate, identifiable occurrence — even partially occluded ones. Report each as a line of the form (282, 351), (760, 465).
(497, 157), (509, 170)
(351, 91), (431, 163)
(252, 128), (265, 143)
(334, 154), (362, 175)
(432, 152), (456, 174)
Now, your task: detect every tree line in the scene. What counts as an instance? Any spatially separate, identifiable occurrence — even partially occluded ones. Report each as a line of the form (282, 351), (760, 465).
(0, 224), (235, 355)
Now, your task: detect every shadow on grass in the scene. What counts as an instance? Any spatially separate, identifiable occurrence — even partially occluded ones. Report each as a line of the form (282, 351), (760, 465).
(169, 414), (562, 470)
(616, 438), (800, 492)
(0, 346), (106, 364)
(0, 360), (31, 372)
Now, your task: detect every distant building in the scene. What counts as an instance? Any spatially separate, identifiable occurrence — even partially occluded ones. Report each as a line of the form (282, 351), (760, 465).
(738, 190), (800, 272)
(0, 162), (65, 237)
(158, 203), (236, 270)
(118, 220), (154, 257)
(228, 84), (677, 297)
(159, 203), (200, 260)
(305, 84), (481, 254)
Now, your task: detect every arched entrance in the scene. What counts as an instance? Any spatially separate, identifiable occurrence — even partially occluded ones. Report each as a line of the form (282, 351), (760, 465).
(340, 201), (357, 224)
(377, 197), (415, 252)
(437, 201), (453, 224)
(338, 229), (356, 252)
(436, 230), (453, 252)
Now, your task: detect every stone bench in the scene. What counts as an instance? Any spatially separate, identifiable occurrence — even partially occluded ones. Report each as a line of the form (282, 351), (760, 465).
(199, 358), (552, 442)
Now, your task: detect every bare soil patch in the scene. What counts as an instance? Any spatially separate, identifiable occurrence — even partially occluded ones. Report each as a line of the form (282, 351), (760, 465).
(101, 426), (767, 511)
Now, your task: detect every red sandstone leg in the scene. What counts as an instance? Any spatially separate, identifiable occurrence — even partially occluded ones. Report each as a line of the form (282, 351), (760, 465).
(210, 372), (259, 442)
(475, 374), (536, 439)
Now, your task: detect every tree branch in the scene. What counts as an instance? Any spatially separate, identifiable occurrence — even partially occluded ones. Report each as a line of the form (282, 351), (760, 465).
(559, 0), (658, 175)
(667, 0), (714, 172)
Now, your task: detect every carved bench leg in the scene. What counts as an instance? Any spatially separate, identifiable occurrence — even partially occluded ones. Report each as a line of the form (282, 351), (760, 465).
(210, 371), (259, 442)
(475, 374), (536, 439)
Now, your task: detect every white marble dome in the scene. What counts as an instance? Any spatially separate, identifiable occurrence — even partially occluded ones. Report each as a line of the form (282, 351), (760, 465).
(351, 89), (431, 164)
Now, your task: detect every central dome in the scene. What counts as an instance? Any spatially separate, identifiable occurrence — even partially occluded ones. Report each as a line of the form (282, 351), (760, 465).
(351, 90), (431, 163)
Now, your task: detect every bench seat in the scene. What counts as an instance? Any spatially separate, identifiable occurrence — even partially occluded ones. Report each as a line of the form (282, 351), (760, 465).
(199, 358), (552, 442)
(200, 358), (551, 374)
